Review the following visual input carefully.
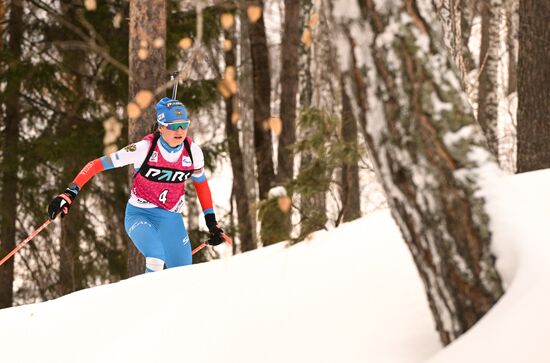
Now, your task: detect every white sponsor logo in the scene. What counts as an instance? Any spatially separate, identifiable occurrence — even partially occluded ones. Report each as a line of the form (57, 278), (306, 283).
(182, 236), (190, 245)
(128, 220), (153, 235)
(182, 156), (192, 167)
(157, 113), (165, 121)
(144, 168), (189, 182)
(149, 151), (158, 162)
(173, 198), (185, 213)
(166, 101), (183, 108)
(79, 161), (94, 175)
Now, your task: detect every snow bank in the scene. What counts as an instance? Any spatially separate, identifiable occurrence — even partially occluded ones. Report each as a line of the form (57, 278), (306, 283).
(0, 210), (439, 363)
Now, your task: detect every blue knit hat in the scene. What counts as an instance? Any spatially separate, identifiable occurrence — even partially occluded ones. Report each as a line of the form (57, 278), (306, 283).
(155, 97), (189, 125)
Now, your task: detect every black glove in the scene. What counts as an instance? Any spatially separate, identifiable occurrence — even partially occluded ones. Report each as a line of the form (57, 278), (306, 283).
(48, 183), (79, 220)
(205, 213), (224, 246)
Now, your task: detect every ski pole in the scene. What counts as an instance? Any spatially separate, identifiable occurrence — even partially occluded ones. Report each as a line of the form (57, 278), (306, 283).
(221, 232), (233, 245)
(191, 232), (233, 256)
(170, 71), (180, 99)
(192, 242), (207, 255)
(0, 219), (52, 267)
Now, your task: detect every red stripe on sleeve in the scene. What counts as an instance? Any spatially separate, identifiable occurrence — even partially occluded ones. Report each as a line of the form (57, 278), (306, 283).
(72, 159), (105, 189)
(193, 179), (214, 212)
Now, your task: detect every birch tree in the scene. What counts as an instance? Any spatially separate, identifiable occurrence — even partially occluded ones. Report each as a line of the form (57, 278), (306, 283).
(332, 0), (504, 344)
(433, 0), (476, 92)
(477, 0), (502, 160)
(505, 0), (518, 95)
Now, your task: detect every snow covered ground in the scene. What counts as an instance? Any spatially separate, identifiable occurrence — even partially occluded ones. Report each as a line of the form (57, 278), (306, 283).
(1, 169), (549, 363)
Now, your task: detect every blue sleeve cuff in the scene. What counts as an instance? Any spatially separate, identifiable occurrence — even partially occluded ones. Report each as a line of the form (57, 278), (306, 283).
(100, 156), (115, 170)
(191, 174), (206, 183)
(203, 208), (214, 215)
(67, 182), (80, 195)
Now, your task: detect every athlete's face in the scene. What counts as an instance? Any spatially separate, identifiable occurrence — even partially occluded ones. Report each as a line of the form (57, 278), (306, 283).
(159, 121), (189, 147)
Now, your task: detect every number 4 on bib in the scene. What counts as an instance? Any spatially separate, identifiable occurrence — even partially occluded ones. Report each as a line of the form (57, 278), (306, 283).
(159, 189), (169, 204)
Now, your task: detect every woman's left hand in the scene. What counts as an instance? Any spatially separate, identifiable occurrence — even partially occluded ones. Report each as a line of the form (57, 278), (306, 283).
(205, 213), (224, 246)
(207, 226), (224, 246)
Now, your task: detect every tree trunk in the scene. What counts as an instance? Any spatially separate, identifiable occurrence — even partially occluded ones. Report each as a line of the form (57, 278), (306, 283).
(55, 2), (88, 297)
(0, 0), (22, 309)
(278, 0), (300, 184)
(297, 0), (328, 239)
(246, 0), (275, 200)
(237, 4), (258, 247)
(516, 0), (550, 172)
(459, 0), (476, 72)
(334, 6), (362, 223)
(341, 25), (368, 142)
(336, 22), (370, 236)
(299, 0), (313, 109)
(262, 0), (302, 245)
(434, 0), (476, 90)
(59, 174), (82, 296)
(246, 1), (283, 246)
(477, 0), (502, 160)
(128, 0), (166, 275)
(298, 151), (327, 239)
(223, 25), (255, 252)
(333, 0), (504, 345)
(340, 78), (361, 223)
(58, 120), (84, 296)
(505, 0), (519, 95)
(0, 0), (3, 49)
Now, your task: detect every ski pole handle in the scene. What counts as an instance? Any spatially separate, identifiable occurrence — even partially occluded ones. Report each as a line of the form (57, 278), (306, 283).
(0, 219), (52, 267)
(191, 233), (233, 256)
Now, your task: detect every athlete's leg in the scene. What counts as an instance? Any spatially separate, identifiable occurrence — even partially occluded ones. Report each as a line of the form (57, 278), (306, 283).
(124, 204), (166, 273)
(159, 212), (192, 268)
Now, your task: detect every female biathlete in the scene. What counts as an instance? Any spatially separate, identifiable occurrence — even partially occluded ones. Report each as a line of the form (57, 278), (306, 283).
(47, 97), (225, 273)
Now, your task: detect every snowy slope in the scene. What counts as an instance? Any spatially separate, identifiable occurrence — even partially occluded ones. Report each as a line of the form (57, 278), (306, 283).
(0, 210), (440, 363)
(1, 170), (550, 363)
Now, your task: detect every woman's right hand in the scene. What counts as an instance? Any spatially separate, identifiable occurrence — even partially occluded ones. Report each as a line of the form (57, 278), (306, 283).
(48, 185), (79, 220)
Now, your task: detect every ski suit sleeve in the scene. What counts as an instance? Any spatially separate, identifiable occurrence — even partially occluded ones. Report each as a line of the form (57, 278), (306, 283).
(190, 143), (214, 215)
(72, 140), (150, 189)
